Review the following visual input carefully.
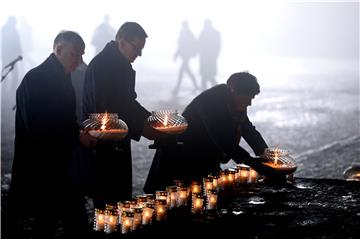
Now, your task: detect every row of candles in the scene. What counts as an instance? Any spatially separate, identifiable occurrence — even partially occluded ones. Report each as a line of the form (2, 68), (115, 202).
(94, 163), (258, 234)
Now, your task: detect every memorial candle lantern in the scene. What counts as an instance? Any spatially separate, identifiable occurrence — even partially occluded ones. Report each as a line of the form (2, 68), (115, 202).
(147, 110), (188, 134)
(249, 168), (258, 183)
(93, 208), (105, 231)
(142, 202), (155, 225)
(191, 180), (202, 194)
(145, 194), (155, 203)
(104, 208), (118, 234)
(121, 210), (134, 234)
(262, 147), (297, 176)
(206, 189), (218, 210)
(219, 170), (229, 189)
(177, 186), (188, 207)
(166, 186), (178, 209)
(237, 164), (250, 184)
(117, 201), (131, 225)
(174, 179), (185, 187)
(228, 169), (236, 187)
(82, 113), (128, 140)
(132, 207), (143, 231)
(203, 176), (213, 195)
(212, 175), (220, 190)
(156, 190), (168, 200)
(155, 199), (168, 221)
(136, 195), (147, 208)
(191, 193), (204, 214)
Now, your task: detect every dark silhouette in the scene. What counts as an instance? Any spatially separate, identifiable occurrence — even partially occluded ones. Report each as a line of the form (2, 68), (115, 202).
(5, 31), (95, 238)
(83, 22), (166, 208)
(145, 72), (276, 193)
(173, 20), (198, 95)
(198, 19), (221, 91)
(91, 15), (116, 56)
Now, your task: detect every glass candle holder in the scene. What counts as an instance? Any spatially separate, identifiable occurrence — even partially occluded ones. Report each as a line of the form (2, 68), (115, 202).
(191, 180), (202, 195)
(129, 199), (138, 209)
(93, 208), (105, 231)
(237, 164), (250, 184)
(191, 193), (204, 214)
(228, 169), (236, 187)
(145, 193), (155, 203)
(156, 190), (168, 200)
(166, 186), (178, 209)
(173, 179), (185, 187)
(147, 110), (188, 134)
(136, 195), (147, 208)
(219, 169), (229, 190)
(155, 199), (168, 221)
(212, 175), (220, 190)
(206, 189), (218, 210)
(132, 207), (143, 231)
(121, 209), (134, 234)
(249, 168), (258, 183)
(142, 202), (155, 225)
(104, 208), (118, 234)
(177, 186), (189, 207)
(117, 201), (131, 225)
(203, 176), (213, 195)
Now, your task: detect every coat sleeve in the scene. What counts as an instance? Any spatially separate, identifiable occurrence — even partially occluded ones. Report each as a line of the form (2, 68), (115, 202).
(242, 115), (268, 156)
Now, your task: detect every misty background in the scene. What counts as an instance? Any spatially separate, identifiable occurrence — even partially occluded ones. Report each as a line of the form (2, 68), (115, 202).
(1, 0), (359, 194)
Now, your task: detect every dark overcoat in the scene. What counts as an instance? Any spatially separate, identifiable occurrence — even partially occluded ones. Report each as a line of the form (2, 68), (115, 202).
(83, 41), (150, 205)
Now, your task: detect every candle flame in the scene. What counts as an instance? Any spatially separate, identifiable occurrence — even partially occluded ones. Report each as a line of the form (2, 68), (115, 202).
(163, 115), (168, 126)
(101, 112), (109, 130)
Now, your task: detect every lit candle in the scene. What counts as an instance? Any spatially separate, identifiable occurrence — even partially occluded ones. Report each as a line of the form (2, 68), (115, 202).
(177, 186), (188, 207)
(203, 176), (213, 195)
(142, 202), (154, 225)
(166, 186), (178, 209)
(238, 164), (250, 184)
(156, 190), (168, 200)
(136, 195), (147, 208)
(191, 193), (204, 214)
(117, 201), (131, 225)
(249, 168), (258, 183)
(94, 208), (105, 231)
(132, 207), (142, 231)
(212, 175), (220, 190)
(206, 189), (218, 210)
(191, 180), (202, 194)
(219, 170), (229, 189)
(155, 199), (168, 221)
(228, 169), (236, 187)
(121, 209), (134, 234)
(145, 193), (155, 203)
(104, 208), (118, 234)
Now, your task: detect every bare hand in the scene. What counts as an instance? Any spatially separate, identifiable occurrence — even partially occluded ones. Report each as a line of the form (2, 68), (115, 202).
(79, 129), (97, 148)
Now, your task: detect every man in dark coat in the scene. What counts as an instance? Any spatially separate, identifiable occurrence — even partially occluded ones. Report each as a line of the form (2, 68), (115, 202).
(144, 72), (271, 193)
(83, 22), (163, 207)
(5, 31), (94, 238)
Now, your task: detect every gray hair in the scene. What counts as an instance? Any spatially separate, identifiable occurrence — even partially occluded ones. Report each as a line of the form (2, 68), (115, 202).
(53, 30), (85, 50)
(115, 22), (147, 41)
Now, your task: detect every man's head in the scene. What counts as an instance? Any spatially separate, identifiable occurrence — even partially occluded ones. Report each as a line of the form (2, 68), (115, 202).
(226, 72), (260, 113)
(115, 22), (147, 63)
(53, 30), (85, 74)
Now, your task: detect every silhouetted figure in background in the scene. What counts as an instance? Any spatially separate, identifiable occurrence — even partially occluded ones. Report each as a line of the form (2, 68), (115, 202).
(173, 20), (198, 95)
(91, 15), (116, 56)
(198, 19), (221, 91)
(5, 31), (94, 238)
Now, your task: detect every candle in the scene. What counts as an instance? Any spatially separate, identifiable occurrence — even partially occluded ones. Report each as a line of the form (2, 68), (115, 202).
(156, 190), (168, 200)
(237, 164), (250, 184)
(191, 180), (202, 194)
(132, 207), (143, 231)
(212, 175), (220, 190)
(177, 186), (188, 207)
(166, 186), (178, 209)
(206, 189), (218, 210)
(249, 168), (258, 183)
(117, 201), (131, 225)
(203, 176), (213, 195)
(142, 202), (154, 225)
(136, 195), (147, 208)
(121, 210), (134, 234)
(219, 170), (229, 189)
(191, 193), (204, 214)
(104, 208), (118, 234)
(155, 199), (168, 221)
(173, 179), (185, 187)
(145, 193), (155, 203)
(94, 208), (105, 231)
(228, 169), (236, 187)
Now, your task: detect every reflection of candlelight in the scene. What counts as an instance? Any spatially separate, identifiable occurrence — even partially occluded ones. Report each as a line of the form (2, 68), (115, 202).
(94, 208), (105, 231)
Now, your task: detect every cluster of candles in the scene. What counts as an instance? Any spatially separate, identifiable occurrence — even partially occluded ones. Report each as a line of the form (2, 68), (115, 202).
(93, 163), (258, 234)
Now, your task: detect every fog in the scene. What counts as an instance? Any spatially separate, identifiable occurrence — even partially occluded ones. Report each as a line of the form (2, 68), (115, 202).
(1, 0), (359, 178)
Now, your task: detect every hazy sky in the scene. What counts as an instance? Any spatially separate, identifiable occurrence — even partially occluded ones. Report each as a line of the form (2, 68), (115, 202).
(1, 0), (359, 86)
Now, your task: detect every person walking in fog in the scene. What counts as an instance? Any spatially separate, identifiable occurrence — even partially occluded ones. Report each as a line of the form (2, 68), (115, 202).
(91, 15), (116, 56)
(5, 30), (95, 238)
(172, 20), (199, 96)
(83, 22), (166, 208)
(198, 19), (221, 91)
